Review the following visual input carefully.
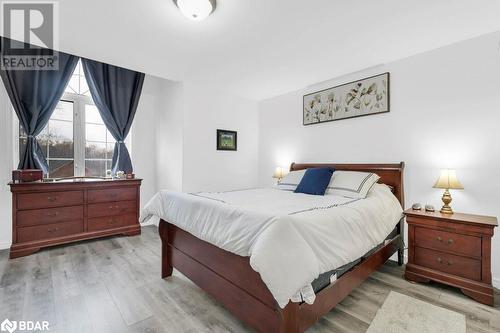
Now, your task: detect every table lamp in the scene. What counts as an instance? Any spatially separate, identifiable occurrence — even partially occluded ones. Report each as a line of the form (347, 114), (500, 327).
(272, 167), (285, 183)
(433, 169), (464, 214)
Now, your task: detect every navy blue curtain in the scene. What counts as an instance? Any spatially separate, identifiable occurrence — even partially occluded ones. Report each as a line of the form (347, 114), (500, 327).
(0, 37), (79, 173)
(81, 59), (145, 174)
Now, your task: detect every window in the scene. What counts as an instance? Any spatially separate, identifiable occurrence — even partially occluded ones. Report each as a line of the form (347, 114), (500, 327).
(85, 104), (115, 177)
(17, 60), (125, 178)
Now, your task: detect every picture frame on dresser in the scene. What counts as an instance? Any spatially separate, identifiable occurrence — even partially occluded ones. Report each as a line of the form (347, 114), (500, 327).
(404, 209), (498, 306)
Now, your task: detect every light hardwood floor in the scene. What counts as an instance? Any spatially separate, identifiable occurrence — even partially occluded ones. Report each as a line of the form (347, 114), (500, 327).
(0, 226), (499, 333)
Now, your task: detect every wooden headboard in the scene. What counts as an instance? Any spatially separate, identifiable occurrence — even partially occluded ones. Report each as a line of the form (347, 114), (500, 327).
(290, 162), (405, 207)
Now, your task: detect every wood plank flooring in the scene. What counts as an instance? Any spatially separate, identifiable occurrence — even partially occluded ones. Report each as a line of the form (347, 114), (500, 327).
(0, 226), (498, 333)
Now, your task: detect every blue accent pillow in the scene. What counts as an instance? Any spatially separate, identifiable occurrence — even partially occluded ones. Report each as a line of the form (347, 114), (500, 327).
(294, 168), (334, 195)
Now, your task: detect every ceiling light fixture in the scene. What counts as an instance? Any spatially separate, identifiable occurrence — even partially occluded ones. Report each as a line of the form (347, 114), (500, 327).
(173, 0), (216, 21)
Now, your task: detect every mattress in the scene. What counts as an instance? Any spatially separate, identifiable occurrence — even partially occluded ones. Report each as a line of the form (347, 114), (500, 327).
(311, 227), (400, 294)
(141, 184), (404, 308)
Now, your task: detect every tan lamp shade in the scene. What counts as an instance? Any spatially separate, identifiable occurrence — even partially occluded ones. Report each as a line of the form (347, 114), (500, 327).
(272, 167), (285, 179)
(433, 169), (464, 190)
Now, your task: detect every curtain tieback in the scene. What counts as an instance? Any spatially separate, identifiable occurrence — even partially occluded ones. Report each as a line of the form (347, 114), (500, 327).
(117, 140), (124, 144)
(27, 135), (35, 138)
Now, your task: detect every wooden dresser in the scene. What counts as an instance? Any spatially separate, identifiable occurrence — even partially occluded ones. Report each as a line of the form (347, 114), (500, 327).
(404, 209), (497, 305)
(9, 179), (142, 258)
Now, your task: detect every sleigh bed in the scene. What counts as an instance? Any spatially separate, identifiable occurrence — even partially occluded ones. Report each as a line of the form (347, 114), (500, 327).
(157, 162), (405, 333)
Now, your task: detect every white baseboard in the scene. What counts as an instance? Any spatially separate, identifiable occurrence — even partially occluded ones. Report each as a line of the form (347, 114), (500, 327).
(0, 241), (11, 250)
(493, 277), (500, 289)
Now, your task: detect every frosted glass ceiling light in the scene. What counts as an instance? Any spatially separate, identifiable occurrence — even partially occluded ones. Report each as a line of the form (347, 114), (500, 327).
(174, 0), (216, 21)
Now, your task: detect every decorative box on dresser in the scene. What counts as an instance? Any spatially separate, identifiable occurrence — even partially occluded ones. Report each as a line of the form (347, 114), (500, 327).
(404, 209), (498, 305)
(9, 178), (142, 258)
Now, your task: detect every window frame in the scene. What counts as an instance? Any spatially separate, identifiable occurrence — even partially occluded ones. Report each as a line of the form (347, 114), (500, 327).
(13, 91), (132, 177)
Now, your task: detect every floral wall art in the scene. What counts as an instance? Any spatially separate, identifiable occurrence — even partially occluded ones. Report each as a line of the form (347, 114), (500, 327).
(303, 72), (390, 125)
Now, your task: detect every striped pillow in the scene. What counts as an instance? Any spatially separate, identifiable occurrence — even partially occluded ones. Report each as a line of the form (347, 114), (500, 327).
(326, 171), (380, 199)
(277, 169), (306, 191)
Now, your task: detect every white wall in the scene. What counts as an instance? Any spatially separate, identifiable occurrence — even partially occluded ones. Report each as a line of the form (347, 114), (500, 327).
(132, 75), (164, 211)
(156, 80), (184, 192)
(181, 82), (259, 192)
(258, 31), (500, 287)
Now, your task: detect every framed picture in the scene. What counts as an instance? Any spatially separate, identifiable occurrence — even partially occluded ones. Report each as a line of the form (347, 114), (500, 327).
(303, 72), (390, 125)
(216, 129), (237, 151)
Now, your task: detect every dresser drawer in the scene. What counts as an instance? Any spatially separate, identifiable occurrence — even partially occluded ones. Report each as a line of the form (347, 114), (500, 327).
(88, 187), (136, 203)
(414, 247), (481, 281)
(415, 227), (481, 258)
(17, 220), (83, 243)
(87, 214), (137, 232)
(17, 191), (84, 210)
(88, 201), (137, 218)
(17, 206), (84, 227)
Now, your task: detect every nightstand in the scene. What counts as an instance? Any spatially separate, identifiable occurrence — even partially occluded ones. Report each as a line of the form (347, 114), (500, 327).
(404, 209), (498, 305)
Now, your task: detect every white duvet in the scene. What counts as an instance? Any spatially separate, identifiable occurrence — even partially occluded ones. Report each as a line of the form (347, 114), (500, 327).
(141, 184), (403, 308)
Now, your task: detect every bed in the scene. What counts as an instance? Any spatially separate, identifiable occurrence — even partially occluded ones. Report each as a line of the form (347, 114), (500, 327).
(143, 162), (405, 333)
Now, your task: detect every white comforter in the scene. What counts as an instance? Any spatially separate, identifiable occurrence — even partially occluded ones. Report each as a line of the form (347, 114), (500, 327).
(141, 184), (403, 308)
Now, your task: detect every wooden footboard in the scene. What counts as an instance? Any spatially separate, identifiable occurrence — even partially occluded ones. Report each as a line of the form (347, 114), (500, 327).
(159, 219), (403, 333)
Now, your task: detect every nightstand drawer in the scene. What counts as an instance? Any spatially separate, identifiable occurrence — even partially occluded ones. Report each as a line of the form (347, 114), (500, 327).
(414, 247), (481, 281)
(414, 227), (481, 258)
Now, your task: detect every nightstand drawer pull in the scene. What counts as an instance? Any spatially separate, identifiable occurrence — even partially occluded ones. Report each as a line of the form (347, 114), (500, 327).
(447, 239), (453, 244)
(447, 260), (453, 266)
(437, 236), (442, 242)
(437, 257), (442, 263)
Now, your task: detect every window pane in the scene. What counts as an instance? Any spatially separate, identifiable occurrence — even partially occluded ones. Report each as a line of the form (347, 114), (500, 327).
(105, 160), (113, 171)
(85, 160), (106, 177)
(86, 142), (106, 159)
(48, 160), (74, 178)
(49, 140), (73, 159)
(86, 123), (106, 142)
(85, 105), (103, 124)
(65, 75), (79, 94)
(51, 101), (73, 121)
(106, 143), (114, 159)
(48, 120), (73, 141)
(37, 135), (49, 158)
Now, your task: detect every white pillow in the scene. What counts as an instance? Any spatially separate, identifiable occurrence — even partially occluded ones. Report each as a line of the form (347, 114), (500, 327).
(326, 171), (380, 199)
(277, 169), (306, 191)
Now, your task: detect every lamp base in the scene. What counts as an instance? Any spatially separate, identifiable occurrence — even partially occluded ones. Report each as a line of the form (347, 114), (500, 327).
(440, 189), (454, 214)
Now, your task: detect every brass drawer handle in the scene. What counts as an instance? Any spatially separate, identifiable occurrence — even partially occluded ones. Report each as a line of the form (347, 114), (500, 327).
(109, 219), (119, 224)
(447, 239), (454, 245)
(437, 236), (443, 242)
(47, 196), (57, 202)
(47, 227), (60, 233)
(47, 212), (59, 217)
(437, 257), (443, 263)
(108, 205), (119, 209)
(447, 260), (453, 266)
